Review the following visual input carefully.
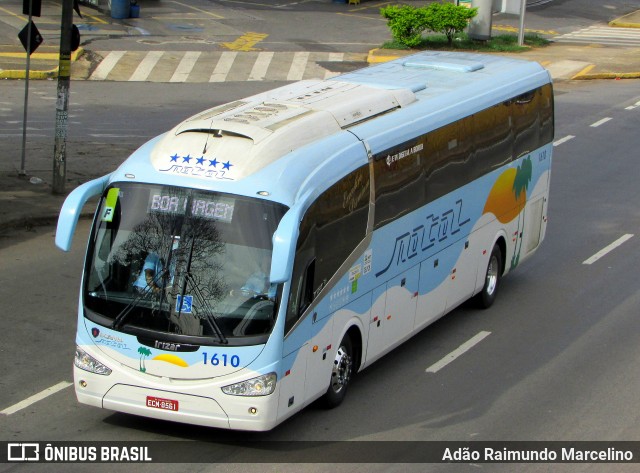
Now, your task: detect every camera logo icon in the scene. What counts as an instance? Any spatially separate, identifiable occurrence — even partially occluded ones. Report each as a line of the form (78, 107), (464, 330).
(7, 443), (39, 462)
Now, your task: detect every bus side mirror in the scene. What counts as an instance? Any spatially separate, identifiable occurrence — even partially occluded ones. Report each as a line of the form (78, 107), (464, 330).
(270, 209), (300, 284)
(55, 175), (110, 252)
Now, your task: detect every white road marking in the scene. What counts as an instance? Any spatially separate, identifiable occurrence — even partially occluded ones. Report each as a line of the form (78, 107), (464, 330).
(287, 52), (310, 81)
(625, 100), (640, 110)
(324, 52), (344, 79)
(249, 51), (274, 81)
(590, 117), (612, 128)
(1, 381), (73, 415)
(89, 51), (126, 81)
(170, 51), (201, 82)
(583, 234), (634, 265)
(553, 135), (575, 147)
(129, 51), (164, 81)
(426, 331), (492, 373)
(210, 52), (237, 82)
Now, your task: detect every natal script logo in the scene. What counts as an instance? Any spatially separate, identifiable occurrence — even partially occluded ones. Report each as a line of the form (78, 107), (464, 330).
(159, 154), (234, 180)
(376, 199), (470, 278)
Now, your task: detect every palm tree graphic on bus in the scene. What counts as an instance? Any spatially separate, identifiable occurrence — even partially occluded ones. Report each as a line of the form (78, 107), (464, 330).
(138, 347), (152, 372)
(483, 155), (534, 269)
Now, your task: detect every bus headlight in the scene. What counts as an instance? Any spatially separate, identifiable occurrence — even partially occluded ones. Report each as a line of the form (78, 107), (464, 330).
(221, 372), (276, 396)
(74, 346), (112, 375)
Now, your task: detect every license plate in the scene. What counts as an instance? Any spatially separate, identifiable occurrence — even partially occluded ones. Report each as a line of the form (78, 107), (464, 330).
(146, 396), (179, 412)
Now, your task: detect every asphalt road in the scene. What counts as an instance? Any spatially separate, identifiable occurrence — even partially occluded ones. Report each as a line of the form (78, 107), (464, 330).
(3, 0), (638, 56)
(0, 79), (639, 473)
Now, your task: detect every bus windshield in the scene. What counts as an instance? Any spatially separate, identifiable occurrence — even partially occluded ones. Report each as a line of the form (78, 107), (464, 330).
(84, 182), (288, 346)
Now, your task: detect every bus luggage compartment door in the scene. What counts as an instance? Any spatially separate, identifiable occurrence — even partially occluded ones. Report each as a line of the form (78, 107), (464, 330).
(365, 265), (419, 363)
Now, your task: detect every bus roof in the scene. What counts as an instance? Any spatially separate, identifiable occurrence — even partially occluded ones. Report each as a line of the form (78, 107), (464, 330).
(115, 51), (551, 207)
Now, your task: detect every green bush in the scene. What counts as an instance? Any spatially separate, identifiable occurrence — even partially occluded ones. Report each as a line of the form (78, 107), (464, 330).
(424, 1), (478, 46)
(380, 1), (478, 48)
(380, 5), (430, 48)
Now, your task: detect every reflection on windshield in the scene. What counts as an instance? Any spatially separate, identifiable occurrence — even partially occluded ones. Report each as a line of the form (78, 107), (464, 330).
(85, 183), (287, 345)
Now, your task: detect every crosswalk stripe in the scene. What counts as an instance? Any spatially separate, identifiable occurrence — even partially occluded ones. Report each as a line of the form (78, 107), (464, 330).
(129, 51), (164, 81)
(287, 52), (310, 81)
(89, 50), (126, 81)
(170, 51), (201, 83)
(554, 26), (640, 47)
(324, 52), (344, 79)
(86, 50), (368, 83)
(249, 52), (275, 81)
(210, 51), (238, 83)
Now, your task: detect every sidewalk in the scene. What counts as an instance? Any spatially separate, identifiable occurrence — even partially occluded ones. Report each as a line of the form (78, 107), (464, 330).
(1, 10), (640, 236)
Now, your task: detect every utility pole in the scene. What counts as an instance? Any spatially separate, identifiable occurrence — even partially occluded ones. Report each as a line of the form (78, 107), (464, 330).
(52, 0), (73, 194)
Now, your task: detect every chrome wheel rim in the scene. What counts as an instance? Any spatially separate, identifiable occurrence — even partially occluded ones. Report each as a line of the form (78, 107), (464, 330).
(330, 345), (352, 394)
(486, 254), (499, 296)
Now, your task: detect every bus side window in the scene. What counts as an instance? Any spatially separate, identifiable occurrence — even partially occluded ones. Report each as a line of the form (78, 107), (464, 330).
(284, 256), (315, 335)
(299, 259), (316, 314)
(539, 84), (555, 144)
(512, 89), (540, 158)
(284, 165), (369, 335)
(473, 100), (514, 173)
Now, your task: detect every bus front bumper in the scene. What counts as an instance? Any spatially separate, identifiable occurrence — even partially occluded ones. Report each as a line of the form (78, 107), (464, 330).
(74, 367), (279, 431)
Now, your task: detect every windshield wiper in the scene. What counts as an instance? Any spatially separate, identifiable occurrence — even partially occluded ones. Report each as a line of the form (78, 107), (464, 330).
(112, 269), (168, 330)
(177, 237), (228, 344)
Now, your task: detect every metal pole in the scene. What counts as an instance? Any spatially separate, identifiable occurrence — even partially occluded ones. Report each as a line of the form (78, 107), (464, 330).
(518, 0), (527, 46)
(20, 0), (34, 176)
(52, 0), (73, 194)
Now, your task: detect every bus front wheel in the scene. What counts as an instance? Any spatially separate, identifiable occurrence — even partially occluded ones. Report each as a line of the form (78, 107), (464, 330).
(322, 334), (353, 408)
(477, 244), (502, 309)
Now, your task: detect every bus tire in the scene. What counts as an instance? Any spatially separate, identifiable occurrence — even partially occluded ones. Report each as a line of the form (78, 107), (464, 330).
(477, 244), (502, 309)
(322, 334), (353, 408)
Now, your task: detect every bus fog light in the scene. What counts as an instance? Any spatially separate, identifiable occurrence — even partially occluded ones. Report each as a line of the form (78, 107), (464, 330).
(74, 346), (112, 376)
(221, 372), (276, 396)
(79, 380), (87, 388)
(249, 407), (258, 415)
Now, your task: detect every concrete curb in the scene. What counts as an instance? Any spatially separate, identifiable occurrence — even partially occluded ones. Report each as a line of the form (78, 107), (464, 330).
(609, 10), (640, 28)
(0, 48), (85, 80)
(367, 48), (409, 64)
(572, 71), (640, 80)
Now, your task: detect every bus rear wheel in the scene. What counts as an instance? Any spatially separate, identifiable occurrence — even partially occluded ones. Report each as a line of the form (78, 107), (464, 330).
(322, 334), (353, 408)
(477, 244), (502, 309)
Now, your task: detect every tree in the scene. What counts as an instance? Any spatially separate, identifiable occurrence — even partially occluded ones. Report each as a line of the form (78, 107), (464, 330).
(380, 2), (478, 49)
(423, 1), (478, 47)
(380, 5), (430, 48)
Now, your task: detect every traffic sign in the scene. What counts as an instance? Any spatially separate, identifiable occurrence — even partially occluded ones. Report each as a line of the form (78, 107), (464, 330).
(23, 0), (42, 17)
(18, 20), (44, 55)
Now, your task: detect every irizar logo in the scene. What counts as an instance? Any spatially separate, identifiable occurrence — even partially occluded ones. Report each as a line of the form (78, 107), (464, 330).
(154, 340), (181, 351)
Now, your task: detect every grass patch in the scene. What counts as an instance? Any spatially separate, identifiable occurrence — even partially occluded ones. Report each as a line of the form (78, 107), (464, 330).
(382, 33), (550, 52)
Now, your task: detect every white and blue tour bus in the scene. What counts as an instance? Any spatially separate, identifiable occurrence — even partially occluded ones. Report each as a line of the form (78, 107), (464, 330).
(56, 51), (554, 431)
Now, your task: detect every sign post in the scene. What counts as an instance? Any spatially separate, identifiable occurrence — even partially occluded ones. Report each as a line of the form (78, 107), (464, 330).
(518, 0), (527, 46)
(18, 0), (43, 176)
